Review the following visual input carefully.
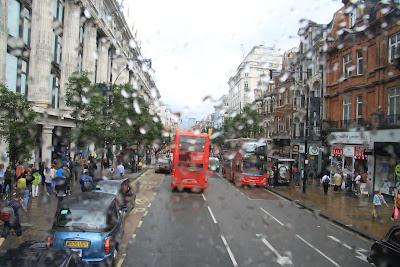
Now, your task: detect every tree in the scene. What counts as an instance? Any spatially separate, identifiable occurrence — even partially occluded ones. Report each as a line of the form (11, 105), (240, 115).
(0, 84), (37, 163)
(223, 105), (263, 139)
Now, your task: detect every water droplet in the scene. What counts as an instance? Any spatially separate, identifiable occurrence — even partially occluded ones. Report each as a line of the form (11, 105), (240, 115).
(121, 89), (129, 98)
(279, 72), (289, 82)
(81, 96), (89, 104)
(84, 9), (91, 19)
(133, 100), (141, 114)
(126, 118), (133, 126)
(355, 25), (367, 32)
(140, 127), (146, 134)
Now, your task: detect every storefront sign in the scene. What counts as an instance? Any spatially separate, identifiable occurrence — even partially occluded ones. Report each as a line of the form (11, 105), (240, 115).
(330, 132), (370, 144)
(331, 145), (343, 156)
(292, 145), (299, 154)
(395, 164), (400, 176)
(299, 145), (305, 153)
(354, 146), (368, 160)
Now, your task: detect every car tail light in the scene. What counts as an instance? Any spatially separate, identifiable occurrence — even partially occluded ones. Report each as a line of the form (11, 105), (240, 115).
(47, 236), (53, 248)
(104, 237), (111, 253)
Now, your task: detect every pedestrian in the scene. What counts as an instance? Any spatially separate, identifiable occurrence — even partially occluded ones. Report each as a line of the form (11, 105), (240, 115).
(0, 191), (27, 246)
(44, 167), (52, 195)
(116, 162), (125, 178)
(62, 165), (72, 194)
(345, 174), (352, 192)
(79, 169), (94, 192)
(391, 189), (400, 222)
(0, 163), (5, 195)
(321, 173), (330, 195)
(16, 172), (29, 208)
(15, 162), (24, 179)
(88, 160), (97, 179)
(73, 157), (81, 182)
(354, 172), (362, 195)
(39, 161), (45, 185)
(50, 164), (56, 191)
(25, 168), (33, 195)
(294, 169), (301, 186)
(31, 169), (42, 198)
(4, 165), (15, 196)
(333, 172), (342, 192)
(372, 190), (388, 222)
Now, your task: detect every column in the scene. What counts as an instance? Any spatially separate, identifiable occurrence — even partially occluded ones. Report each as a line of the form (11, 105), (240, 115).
(82, 21), (97, 82)
(28, 0), (53, 108)
(60, 1), (81, 111)
(0, 0), (7, 83)
(96, 40), (111, 83)
(41, 125), (54, 167)
(70, 141), (76, 160)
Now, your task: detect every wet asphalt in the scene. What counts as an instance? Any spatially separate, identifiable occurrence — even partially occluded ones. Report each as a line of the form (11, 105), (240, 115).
(123, 172), (372, 267)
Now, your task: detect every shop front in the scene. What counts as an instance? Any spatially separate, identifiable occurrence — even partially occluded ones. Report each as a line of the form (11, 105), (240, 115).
(373, 142), (400, 197)
(329, 144), (368, 179)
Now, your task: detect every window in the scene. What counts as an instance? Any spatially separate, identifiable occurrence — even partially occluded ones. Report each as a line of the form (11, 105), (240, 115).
(356, 50), (363, 75)
(307, 68), (312, 79)
(343, 53), (352, 78)
(20, 60), (28, 95)
(54, 0), (64, 22)
(343, 96), (351, 121)
(356, 95), (362, 119)
(388, 88), (400, 123)
(52, 0), (64, 65)
(50, 74), (60, 109)
(245, 72), (249, 77)
(22, 8), (31, 45)
(349, 8), (357, 27)
(389, 32), (400, 63)
(244, 81), (249, 90)
(7, 0), (20, 37)
(5, 53), (18, 92)
(299, 65), (303, 81)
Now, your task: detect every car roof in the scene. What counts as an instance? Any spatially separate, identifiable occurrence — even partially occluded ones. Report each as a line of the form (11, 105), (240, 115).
(97, 178), (128, 185)
(60, 192), (115, 210)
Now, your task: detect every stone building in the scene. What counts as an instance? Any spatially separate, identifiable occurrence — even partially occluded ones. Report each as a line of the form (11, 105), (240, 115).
(0, 0), (158, 166)
(324, 0), (400, 196)
(227, 45), (281, 116)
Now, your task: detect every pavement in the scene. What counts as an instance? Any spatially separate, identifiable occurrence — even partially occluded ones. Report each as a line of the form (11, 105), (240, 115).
(0, 168), (147, 251)
(122, 171), (372, 267)
(267, 180), (398, 241)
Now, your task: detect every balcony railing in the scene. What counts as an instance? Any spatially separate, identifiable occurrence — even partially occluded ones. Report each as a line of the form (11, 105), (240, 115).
(323, 115), (400, 132)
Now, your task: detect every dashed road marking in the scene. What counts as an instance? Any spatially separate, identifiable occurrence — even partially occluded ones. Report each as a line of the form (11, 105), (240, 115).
(220, 235), (238, 267)
(147, 203), (151, 208)
(327, 236), (368, 262)
(207, 206), (218, 224)
(116, 254), (126, 267)
(296, 234), (340, 267)
(143, 210), (148, 217)
(201, 193), (206, 201)
(131, 234), (136, 239)
(259, 207), (285, 226)
(137, 220), (143, 228)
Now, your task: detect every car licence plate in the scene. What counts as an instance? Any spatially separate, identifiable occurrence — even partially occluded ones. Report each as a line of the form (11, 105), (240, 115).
(71, 248), (82, 257)
(65, 240), (90, 248)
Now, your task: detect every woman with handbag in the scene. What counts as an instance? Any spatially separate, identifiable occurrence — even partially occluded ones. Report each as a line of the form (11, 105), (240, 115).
(391, 189), (400, 221)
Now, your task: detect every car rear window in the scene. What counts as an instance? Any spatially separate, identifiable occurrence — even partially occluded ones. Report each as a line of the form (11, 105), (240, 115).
(55, 208), (107, 231)
(96, 183), (119, 195)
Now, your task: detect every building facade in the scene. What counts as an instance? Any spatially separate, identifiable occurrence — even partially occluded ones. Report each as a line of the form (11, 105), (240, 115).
(324, 0), (400, 196)
(0, 0), (157, 166)
(227, 45), (281, 116)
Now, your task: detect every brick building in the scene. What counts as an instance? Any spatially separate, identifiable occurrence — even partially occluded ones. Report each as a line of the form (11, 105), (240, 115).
(324, 0), (400, 196)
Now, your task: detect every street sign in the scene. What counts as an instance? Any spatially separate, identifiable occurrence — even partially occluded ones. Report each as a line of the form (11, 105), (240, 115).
(395, 164), (400, 176)
(309, 145), (319, 155)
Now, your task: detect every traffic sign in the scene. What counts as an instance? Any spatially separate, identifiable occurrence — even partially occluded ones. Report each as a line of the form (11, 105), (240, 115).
(395, 164), (400, 176)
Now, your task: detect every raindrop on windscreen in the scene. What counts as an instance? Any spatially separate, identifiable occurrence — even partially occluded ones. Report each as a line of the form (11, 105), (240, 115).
(84, 9), (91, 19)
(279, 72), (289, 82)
(133, 100), (141, 114)
(121, 89), (129, 98)
(140, 127), (146, 134)
(126, 118), (133, 126)
(81, 96), (89, 104)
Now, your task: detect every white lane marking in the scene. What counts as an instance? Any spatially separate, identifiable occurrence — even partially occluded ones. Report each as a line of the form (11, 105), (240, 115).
(137, 220), (143, 228)
(143, 210), (148, 217)
(207, 206), (218, 224)
(147, 203), (152, 208)
(220, 235), (238, 267)
(296, 234), (340, 267)
(259, 207), (285, 226)
(202, 193), (206, 201)
(256, 234), (293, 266)
(131, 234), (136, 239)
(327, 235), (368, 262)
(116, 254), (126, 267)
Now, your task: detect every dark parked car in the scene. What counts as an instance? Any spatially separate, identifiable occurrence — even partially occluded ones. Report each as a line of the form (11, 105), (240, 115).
(155, 156), (171, 173)
(93, 178), (136, 213)
(368, 225), (400, 266)
(0, 240), (84, 267)
(49, 192), (124, 266)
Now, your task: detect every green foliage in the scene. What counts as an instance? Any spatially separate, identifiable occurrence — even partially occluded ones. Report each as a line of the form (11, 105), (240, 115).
(65, 74), (163, 151)
(0, 84), (37, 163)
(223, 105), (264, 139)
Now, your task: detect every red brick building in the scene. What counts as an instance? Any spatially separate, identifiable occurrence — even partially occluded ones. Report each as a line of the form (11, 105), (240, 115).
(324, 0), (400, 196)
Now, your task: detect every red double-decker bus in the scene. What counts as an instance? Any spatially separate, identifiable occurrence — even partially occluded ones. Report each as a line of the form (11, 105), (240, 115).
(171, 130), (210, 192)
(222, 138), (268, 187)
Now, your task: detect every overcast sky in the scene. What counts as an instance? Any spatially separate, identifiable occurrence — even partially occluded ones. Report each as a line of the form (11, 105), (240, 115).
(123, 0), (342, 124)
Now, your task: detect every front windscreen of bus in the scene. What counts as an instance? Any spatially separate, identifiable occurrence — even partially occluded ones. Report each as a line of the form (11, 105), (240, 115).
(179, 136), (206, 152)
(243, 155), (263, 176)
(242, 142), (257, 153)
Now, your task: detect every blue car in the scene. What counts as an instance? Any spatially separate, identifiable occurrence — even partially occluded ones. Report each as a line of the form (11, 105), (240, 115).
(49, 192), (124, 266)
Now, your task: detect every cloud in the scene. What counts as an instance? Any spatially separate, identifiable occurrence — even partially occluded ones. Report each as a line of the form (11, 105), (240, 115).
(124, 0), (342, 120)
